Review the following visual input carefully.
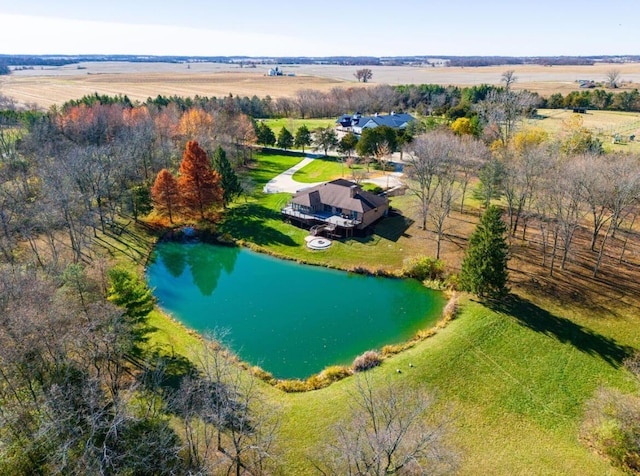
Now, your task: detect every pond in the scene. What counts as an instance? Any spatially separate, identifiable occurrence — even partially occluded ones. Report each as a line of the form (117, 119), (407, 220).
(147, 242), (446, 379)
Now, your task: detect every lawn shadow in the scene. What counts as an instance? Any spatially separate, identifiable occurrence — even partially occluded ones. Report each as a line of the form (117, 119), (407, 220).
(488, 294), (634, 368)
(374, 210), (414, 242)
(139, 349), (198, 392)
(221, 203), (297, 247)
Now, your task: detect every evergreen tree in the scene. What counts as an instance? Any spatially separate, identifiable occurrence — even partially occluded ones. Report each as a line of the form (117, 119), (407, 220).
(107, 268), (155, 355)
(276, 126), (294, 150)
(256, 122), (276, 146)
(313, 126), (338, 156)
(338, 131), (359, 159)
(460, 205), (509, 298)
(212, 145), (241, 208)
(127, 185), (153, 222)
(294, 124), (312, 152)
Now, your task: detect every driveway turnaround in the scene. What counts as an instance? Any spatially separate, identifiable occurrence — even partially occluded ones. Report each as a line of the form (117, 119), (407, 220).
(262, 154), (405, 194)
(262, 156), (324, 194)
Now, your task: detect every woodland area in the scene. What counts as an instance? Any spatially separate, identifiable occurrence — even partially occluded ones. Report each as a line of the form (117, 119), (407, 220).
(0, 74), (640, 474)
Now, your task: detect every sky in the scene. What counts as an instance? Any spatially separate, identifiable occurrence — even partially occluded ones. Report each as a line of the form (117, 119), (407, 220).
(0, 0), (638, 57)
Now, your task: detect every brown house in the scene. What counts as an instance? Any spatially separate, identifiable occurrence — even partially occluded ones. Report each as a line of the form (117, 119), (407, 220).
(281, 179), (389, 237)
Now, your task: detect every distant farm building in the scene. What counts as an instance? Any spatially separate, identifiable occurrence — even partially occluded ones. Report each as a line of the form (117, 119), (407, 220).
(267, 66), (293, 76)
(336, 111), (415, 136)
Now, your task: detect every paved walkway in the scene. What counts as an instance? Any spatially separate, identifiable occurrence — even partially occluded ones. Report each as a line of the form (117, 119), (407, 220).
(262, 155), (324, 194)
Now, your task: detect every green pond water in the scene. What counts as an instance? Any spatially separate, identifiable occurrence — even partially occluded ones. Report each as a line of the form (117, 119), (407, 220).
(147, 242), (446, 379)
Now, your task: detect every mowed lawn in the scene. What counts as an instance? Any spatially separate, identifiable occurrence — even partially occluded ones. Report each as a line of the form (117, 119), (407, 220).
(292, 155), (367, 183)
(261, 117), (336, 137)
(143, 149), (639, 475)
(270, 297), (635, 474)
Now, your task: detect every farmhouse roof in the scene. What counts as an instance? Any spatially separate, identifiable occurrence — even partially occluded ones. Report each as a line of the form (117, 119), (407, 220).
(336, 112), (414, 129)
(290, 179), (387, 213)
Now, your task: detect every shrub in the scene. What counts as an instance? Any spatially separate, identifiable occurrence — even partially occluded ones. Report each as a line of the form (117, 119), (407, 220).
(251, 366), (276, 385)
(306, 366), (353, 390)
(275, 379), (309, 393)
(415, 328), (437, 340)
(318, 365), (352, 383)
(363, 184), (383, 194)
(403, 256), (445, 281)
(581, 387), (640, 474)
(352, 350), (383, 372)
(381, 342), (414, 357)
(624, 351), (640, 378)
(445, 273), (460, 291)
(442, 294), (459, 321)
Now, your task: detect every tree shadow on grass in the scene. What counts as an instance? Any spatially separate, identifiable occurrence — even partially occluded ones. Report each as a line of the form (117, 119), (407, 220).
(373, 210), (415, 242)
(140, 349), (198, 393)
(487, 294), (634, 368)
(220, 203), (297, 247)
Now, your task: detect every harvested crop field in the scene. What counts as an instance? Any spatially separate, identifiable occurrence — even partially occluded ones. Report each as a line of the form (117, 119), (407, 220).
(0, 71), (345, 109)
(2, 61), (640, 108)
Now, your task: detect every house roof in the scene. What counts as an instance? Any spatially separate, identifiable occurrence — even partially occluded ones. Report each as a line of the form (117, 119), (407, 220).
(290, 179), (388, 213)
(336, 112), (414, 130)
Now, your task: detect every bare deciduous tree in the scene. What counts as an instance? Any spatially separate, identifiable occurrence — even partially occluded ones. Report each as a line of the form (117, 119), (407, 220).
(405, 131), (459, 230)
(354, 68), (373, 83)
(606, 68), (621, 89)
(501, 69), (517, 91)
(539, 160), (586, 275)
(315, 373), (457, 475)
(173, 335), (280, 475)
(502, 142), (551, 236)
(457, 136), (489, 213)
(475, 89), (539, 146)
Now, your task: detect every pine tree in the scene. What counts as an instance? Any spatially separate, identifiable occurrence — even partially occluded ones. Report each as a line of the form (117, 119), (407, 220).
(294, 124), (312, 152)
(151, 168), (180, 223)
(178, 140), (223, 220)
(460, 205), (509, 298)
(276, 126), (294, 150)
(256, 122), (276, 146)
(212, 145), (241, 208)
(107, 268), (155, 356)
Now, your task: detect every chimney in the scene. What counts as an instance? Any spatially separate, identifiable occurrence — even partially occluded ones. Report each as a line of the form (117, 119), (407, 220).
(350, 184), (358, 198)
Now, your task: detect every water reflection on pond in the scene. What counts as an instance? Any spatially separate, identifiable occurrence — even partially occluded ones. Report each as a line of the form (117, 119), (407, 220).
(147, 242), (445, 379)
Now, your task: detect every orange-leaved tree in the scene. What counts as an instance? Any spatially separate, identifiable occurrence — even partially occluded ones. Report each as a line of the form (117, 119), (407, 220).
(178, 140), (223, 220)
(151, 168), (180, 223)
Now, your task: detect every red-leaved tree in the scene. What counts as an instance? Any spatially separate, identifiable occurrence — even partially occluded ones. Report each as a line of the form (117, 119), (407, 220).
(151, 168), (180, 223)
(178, 141), (223, 220)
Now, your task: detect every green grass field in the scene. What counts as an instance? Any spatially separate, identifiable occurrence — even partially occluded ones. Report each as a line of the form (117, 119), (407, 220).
(270, 297), (635, 474)
(291, 155), (367, 183)
(134, 147), (639, 474)
(262, 118), (336, 137)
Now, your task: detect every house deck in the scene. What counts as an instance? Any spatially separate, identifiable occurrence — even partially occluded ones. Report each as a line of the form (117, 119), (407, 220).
(281, 206), (361, 236)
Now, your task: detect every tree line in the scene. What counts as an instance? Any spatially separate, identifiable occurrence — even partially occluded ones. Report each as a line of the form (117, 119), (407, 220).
(401, 97), (640, 282)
